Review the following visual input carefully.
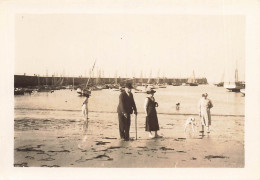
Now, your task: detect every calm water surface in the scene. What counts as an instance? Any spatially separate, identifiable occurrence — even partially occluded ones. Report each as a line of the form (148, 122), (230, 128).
(14, 85), (244, 120)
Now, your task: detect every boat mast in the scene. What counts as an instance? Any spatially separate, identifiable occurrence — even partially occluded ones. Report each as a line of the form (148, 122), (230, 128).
(37, 74), (40, 87)
(147, 70), (152, 84)
(157, 69), (160, 84)
(46, 69), (48, 86)
(140, 71), (143, 84)
(86, 60), (96, 88)
(235, 61), (238, 82)
(192, 70), (196, 83)
(115, 71), (118, 84)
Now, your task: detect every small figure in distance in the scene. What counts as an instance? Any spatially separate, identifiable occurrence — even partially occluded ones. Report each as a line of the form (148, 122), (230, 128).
(176, 102), (180, 110)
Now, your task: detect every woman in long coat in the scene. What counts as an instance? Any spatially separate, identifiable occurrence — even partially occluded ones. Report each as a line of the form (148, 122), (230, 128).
(198, 93), (213, 133)
(144, 88), (162, 138)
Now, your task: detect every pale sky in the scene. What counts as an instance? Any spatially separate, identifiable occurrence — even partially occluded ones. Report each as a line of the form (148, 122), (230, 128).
(15, 14), (245, 83)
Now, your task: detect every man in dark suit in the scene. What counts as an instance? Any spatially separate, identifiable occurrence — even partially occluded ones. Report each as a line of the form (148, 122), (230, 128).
(117, 82), (137, 141)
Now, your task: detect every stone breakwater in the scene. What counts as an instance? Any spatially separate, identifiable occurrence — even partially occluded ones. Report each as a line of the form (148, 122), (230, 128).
(14, 75), (208, 87)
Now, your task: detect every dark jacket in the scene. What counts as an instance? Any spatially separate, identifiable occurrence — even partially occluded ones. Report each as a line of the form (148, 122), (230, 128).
(117, 91), (137, 114)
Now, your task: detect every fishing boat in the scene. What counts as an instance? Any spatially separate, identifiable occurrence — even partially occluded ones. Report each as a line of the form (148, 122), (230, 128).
(158, 84), (167, 88)
(224, 66), (245, 92)
(14, 88), (25, 95)
(145, 71), (158, 89)
(89, 86), (102, 91)
(224, 82), (245, 92)
(215, 82), (224, 87)
(172, 79), (182, 86)
(134, 85), (148, 93)
(214, 71), (225, 87)
(240, 89), (245, 96)
(187, 70), (198, 86)
(156, 71), (167, 88)
(172, 83), (181, 86)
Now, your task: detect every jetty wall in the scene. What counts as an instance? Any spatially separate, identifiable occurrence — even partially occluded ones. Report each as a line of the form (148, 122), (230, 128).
(14, 75), (208, 88)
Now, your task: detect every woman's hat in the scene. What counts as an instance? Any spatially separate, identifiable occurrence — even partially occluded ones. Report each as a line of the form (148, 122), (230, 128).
(84, 90), (91, 97)
(146, 88), (156, 94)
(125, 82), (133, 89)
(202, 93), (208, 97)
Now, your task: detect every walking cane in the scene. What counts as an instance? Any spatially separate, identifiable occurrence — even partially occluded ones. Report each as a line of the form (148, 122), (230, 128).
(135, 114), (137, 140)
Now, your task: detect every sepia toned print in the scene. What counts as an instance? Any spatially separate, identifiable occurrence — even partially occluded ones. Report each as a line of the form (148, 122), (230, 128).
(14, 14), (245, 168)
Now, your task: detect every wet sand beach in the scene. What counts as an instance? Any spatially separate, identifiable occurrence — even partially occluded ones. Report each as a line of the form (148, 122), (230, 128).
(14, 86), (244, 168)
(14, 112), (244, 168)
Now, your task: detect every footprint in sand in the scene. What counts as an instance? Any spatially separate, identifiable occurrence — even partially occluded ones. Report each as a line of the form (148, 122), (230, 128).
(204, 155), (229, 160)
(25, 156), (34, 159)
(41, 165), (60, 167)
(40, 157), (55, 161)
(95, 141), (111, 145)
(14, 162), (28, 167)
(176, 151), (186, 153)
(160, 147), (175, 151)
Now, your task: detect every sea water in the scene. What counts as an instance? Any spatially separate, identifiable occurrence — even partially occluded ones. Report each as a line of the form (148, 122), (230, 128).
(14, 85), (244, 122)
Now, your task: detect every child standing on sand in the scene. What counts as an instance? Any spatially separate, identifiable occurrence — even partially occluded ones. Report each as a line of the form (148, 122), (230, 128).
(81, 93), (90, 140)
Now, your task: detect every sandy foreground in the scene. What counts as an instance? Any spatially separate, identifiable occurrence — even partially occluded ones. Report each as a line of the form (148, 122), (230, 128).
(14, 112), (244, 168)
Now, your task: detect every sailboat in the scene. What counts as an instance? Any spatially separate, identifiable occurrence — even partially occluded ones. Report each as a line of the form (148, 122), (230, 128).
(172, 79), (182, 86)
(77, 60), (96, 96)
(142, 71), (158, 89)
(214, 71), (225, 87)
(156, 71), (167, 88)
(224, 66), (245, 92)
(135, 71), (156, 93)
(240, 88), (245, 96)
(187, 70), (198, 86)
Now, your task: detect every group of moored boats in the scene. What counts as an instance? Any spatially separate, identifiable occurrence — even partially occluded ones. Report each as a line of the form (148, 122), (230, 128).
(14, 85), (74, 95)
(14, 80), (204, 96)
(214, 67), (245, 96)
(214, 64), (245, 96)
(214, 81), (245, 96)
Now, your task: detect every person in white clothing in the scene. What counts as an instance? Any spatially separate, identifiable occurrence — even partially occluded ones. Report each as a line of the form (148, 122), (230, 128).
(198, 93), (213, 134)
(81, 93), (90, 142)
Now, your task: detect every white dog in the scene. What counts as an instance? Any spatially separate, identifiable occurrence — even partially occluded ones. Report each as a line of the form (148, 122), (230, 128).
(184, 117), (197, 134)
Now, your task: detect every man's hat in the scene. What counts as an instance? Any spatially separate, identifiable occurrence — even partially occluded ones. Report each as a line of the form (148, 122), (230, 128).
(125, 82), (133, 89)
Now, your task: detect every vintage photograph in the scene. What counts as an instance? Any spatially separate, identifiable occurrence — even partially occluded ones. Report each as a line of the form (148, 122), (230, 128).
(13, 13), (245, 168)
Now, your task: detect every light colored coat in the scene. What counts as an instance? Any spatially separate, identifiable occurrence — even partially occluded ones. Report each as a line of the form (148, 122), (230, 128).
(82, 98), (88, 120)
(198, 98), (213, 126)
